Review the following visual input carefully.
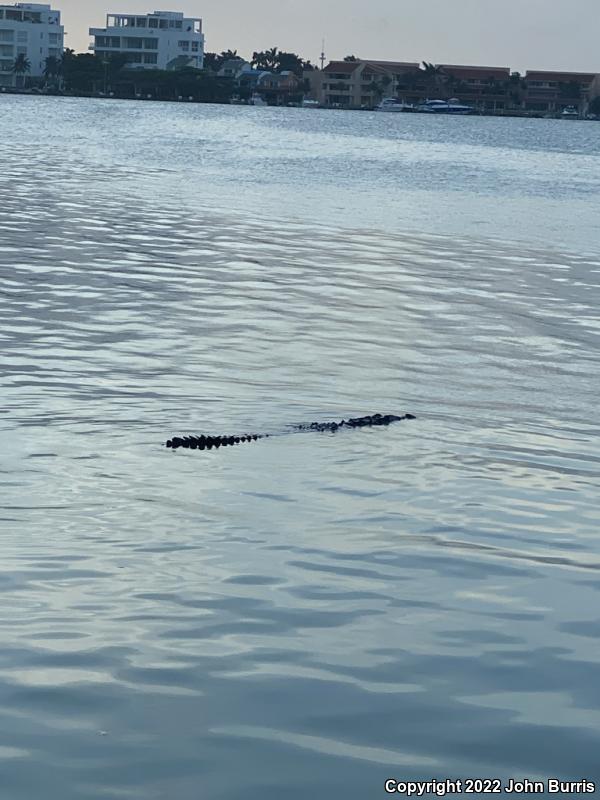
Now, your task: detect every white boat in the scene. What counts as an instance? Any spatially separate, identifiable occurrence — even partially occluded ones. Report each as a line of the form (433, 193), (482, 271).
(561, 106), (579, 119)
(375, 97), (414, 112)
(249, 93), (268, 107)
(416, 98), (474, 115)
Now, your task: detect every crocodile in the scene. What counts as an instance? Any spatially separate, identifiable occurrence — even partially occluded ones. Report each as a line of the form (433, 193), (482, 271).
(166, 413), (416, 451)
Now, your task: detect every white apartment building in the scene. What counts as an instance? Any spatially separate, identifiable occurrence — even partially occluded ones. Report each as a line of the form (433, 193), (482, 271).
(89, 10), (204, 70)
(0, 3), (63, 87)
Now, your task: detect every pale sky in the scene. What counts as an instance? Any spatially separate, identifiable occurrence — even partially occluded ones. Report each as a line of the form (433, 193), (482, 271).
(62, 0), (598, 73)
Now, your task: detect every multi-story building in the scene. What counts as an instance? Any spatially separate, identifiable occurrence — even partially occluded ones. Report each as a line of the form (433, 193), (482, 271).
(312, 61), (512, 110)
(438, 65), (511, 111)
(89, 10), (204, 70)
(0, 3), (63, 88)
(256, 70), (302, 104)
(309, 59), (600, 115)
(314, 60), (420, 108)
(522, 70), (596, 114)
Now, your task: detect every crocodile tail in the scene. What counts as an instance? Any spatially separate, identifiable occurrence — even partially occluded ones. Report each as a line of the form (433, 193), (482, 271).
(166, 433), (265, 450)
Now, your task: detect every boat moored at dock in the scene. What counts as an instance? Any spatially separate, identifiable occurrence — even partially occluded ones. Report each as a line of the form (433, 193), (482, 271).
(416, 98), (474, 114)
(375, 98), (415, 112)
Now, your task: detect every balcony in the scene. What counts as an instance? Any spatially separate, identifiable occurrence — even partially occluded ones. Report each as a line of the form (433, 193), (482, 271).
(3, 9), (42, 23)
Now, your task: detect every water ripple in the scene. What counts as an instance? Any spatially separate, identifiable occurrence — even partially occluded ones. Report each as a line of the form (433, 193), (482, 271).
(1, 97), (599, 799)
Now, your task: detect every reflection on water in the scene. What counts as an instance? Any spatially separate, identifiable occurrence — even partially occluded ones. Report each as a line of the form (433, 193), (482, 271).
(1, 96), (600, 799)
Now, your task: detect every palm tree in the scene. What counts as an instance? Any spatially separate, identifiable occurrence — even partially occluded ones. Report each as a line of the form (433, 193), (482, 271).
(486, 75), (501, 95)
(589, 96), (600, 116)
(59, 48), (77, 92)
(43, 55), (62, 89)
(369, 75), (392, 103)
(276, 51), (304, 76)
(12, 53), (31, 87)
(44, 55), (60, 78)
(403, 68), (423, 91)
(559, 80), (581, 100)
(202, 51), (240, 73)
(265, 47), (279, 70)
(421, 61), (446, 96)
(507, 72), (525, 109)
(251, 47), (279, 71)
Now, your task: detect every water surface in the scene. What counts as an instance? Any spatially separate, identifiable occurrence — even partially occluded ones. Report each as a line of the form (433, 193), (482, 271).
(1, 96), (599, 799)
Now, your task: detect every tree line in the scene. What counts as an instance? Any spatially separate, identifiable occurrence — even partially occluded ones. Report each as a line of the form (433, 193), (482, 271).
(204, 47), (314, 75)
(9, 46), (312, 102)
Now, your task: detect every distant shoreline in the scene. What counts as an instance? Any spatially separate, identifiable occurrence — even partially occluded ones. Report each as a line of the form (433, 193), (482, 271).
(2, 87), (598, 121)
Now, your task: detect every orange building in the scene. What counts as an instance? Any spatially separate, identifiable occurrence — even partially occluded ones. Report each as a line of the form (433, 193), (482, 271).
(438, 65), (511, 111)
(316, 59), (419, 108)
(523, 70), (596, 114)
(308, 60), (598, 115)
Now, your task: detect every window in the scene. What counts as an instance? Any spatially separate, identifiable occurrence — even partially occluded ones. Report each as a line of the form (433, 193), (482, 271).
(17, 31), (28, 43)
(143, 53), (157, 64)
(143, 38), (158, 49)
(148, 18), (158, 28)
(49, 33), (59, 43)
(124, 37), (143, 49)
(96, 36), (120, 48)
(178, 40), (189, 50)
(0, 44), (13, 56)
(191, 41), (199, 52)
(136, 18), (147, 27)
(126, 52), (143, 63)
(0, 30), (14, 43)
(327, 95), (350, 105)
